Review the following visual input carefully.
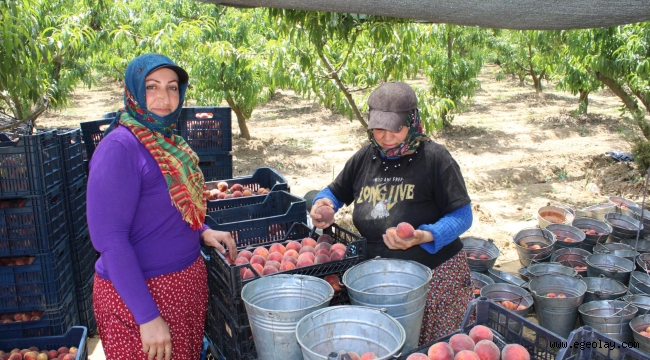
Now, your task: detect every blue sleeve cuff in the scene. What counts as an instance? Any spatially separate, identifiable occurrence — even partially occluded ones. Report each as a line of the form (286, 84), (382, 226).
(313, 187), (344, 212)
(419, 203), (473, 254)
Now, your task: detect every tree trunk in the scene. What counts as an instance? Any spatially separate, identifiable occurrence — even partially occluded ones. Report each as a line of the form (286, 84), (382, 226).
(578, 90), (589, 114)
(517, 74), (526, 87)
(595, 72), (650, 140)
(225, 98), (251, 140)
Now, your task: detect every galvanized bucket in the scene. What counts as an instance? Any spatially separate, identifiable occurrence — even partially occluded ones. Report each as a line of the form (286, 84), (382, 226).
(582, 275), (628, 303)
(241, 274), (334, 360)
(514, 228), (556, 266)
(604, 213), (644, 239)
(480, 283), (534, 333)
(622, 294), (650, 315)
(528, 274), (587, 338)
(551, 248), (591, 276)
(546, 224), (585, 249)
(623, 238), (650, 254)
(295, 306), (405, 360)
(487, 269), (528, 288)
(627, 206), (650, 236)
(576, 203), (617, 221)
(578, 300), (638, 343)
(525, 262), (578, 280)
(585, 254), (635, 284)
(594, 242), (635, 253)
(630, 271), (650, 294)
(471, 271), (494, 298)
(572, 217), (612, 252)
(636, 253), (650, 272)
(538, 205), (575, 228)
(609, 196), (638, 214)
(594, 248), (640, 263)
(342, 258), (432, 353)
(629, 314), (650, 353)
(461, 237), (500, 272)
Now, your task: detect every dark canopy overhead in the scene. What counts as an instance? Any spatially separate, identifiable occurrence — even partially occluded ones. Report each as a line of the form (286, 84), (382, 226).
(204, 0), (650, 30)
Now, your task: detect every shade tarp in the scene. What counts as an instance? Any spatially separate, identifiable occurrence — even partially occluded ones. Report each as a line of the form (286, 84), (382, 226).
(202, 0), (650, 30)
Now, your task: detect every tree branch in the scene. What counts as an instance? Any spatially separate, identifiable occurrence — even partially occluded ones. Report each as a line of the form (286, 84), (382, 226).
(0, 100), (49, 132)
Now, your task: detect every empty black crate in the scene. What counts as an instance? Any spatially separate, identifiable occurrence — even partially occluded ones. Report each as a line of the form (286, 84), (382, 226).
(199, 154), (233, 182)
(75, 274), (97, 337)
(79, 119), (112, 161)
(177, 107), (232, 155)
(63, 178), (87, 239)
(57, 128), (86, 187)
(0, 326), (87, 358)
(208, 222), (366, 300)
(205, 167), (290, 196)
(0, 130), (63, 198)
(0, 187), (68, 257)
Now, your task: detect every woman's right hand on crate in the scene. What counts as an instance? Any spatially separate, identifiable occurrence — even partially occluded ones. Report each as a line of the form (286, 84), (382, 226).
(310, 198), (336, 229)
(140, 315), (172, 360)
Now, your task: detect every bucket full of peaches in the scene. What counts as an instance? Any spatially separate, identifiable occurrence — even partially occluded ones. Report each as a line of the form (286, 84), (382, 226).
(513, 228), (556, 267)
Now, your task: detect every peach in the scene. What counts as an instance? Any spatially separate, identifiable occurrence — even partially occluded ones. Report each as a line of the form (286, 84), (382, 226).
(427, 342), (454, 360)
(479, 254), (489, 260)
(646, 326), (650, 333)
(235, 257), (249, 266)
(360, 352), (378, 360)
(315, 254), (331, 263)
(280, 262), (296, 271)
(316, 206), (335, 223)
(317, 234), (332, 244)
(20, 349), (29, 356)
(546, 293), (557, 298)
(315, 242), (332, 252)
(28, 348), (38, 353)
(299, 245), (316, 255)
(48, 350), (58, 359)
(266, 260), (281, 270)
(501, 344), (530, 360)
(9, 354), (22, 360)
(449, 334), (475, 354)
(516, 305), (526, 310)
(530, 245), (541, 250)
(557, 294), (567, 298)
(298, 252), (315, 262)
(284, 249), (299, 258)
(24, 352), (38, 360)
(468, 253), (477, 259)
(468, 325), (493, 343)
(325, 274), (342, 291)
(474, 340), (500, 360)
(262, 266), (279, 275)
(454, 350), (480, 360)
(301, 237), (317, 248)
(396, 222), (415, 239)
(406, 354), (430, 360)
(230, 183), (244, 192)
(62, 355), (75, 360)
(316, 249), (331, 257)
(217, 181), (228, 192)
(243, 189), (252, 196)
(250, 255), (266, 267)
(296, 257), (314, 268)
(331, 243), (347, 253)
(232, 190), (243, 198)
(267, 252), (284, 263)
(253, 247), (269, 259)
(269, 243), (286, 255)
(285, 241), (302, 252)
(330, 249), (345, 261)
(37, 353), (48, 360)
(281, 256), (297, 265)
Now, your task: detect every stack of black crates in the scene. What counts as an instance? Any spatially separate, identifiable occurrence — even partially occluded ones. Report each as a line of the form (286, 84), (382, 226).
(0, 130), (80, 339)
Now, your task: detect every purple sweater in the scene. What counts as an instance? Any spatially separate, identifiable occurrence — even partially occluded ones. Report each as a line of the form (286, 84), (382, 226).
(87, 126), (203, 325)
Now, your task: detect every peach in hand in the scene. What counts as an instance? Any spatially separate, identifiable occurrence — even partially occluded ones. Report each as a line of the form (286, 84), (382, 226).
(315, 206), (335, 223)
(396, 222), (415, 239)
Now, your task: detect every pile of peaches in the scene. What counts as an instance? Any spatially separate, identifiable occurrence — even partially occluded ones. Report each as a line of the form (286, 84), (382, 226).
(228, 235), (347, 279)
(406, 325), (530, 360)
(0, 346), (77, 360)
(0, 311), (43, 324)
(0, 257), (35, 267)
(634, 325), (650, 338)
(204, 181), (270, 200)
(518, 241), (545, 250)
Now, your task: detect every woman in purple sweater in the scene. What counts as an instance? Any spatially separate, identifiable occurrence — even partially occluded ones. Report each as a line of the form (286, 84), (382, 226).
(87, 54), (237, 360)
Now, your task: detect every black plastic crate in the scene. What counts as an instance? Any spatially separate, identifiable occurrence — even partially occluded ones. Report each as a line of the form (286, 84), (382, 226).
(70, 228), (97, 287)
(75, 274), (97, 337)
(79, 119), (112, 160)
(557, 326), (649, 360)
(0, 186), (69, 257)
(205, 167), (290, 197)
(206, 340), (225, 360)
(0, 237), (75, 312)
(399, 297), (565, 359)
(63, 178), (87, 239)
(0, 130), (64, 198)
(0, 326), (88, 360)
(206, 298), (256, 360)
(0, 289), (79, 339)
(57, 128), (86, 187)
(208, 222), (366, 299)
(199, 154), (233, 182)
(177, 107), (232, 155)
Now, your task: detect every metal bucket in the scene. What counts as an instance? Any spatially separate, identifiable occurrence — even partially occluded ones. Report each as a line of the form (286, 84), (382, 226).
(577, 203), (617, 221)
(629, 314), (650, 353)
(480, 283), (534, 333)
(585, 254), (635, 284)
(461, 237), (500, 272)
(572, 217), (612, 252)
(514, 228), (556, 266)
(627, 206), (650, 236)
(241, 274), (334, 360)
(609, 196), (638, 214)
(622, 294), (650, 315)
(551, 248), (591, 275)
(630, 271), (650, 294)
(538, 206), (575, 228)
(546, 224), (586, 249)
(528, 274), (587, 338)
(604, 213), (644, 239)
(594, 242), (635, 253)
(342, 258), (432, 352)
(637, 253), (650, 272)
(525, 262), (578, 280)
(582, 275), (628, 303)
(578, 300), (638, 343)
(623, 238), (650, 254)
(295, 306), (405, 360)
(471, 271), (495, 298)
(487, 269), (528, 288)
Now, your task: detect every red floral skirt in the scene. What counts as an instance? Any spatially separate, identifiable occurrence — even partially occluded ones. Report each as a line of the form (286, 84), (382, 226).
(418, 250), (474, 346)
(93, 256), (208, 360)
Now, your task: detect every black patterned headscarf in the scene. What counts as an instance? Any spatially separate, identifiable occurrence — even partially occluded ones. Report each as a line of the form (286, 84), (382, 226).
(369, 108), (429, 157)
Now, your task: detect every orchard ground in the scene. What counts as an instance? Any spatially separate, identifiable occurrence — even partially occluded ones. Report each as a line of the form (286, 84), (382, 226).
(39, 64), (644, 358)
